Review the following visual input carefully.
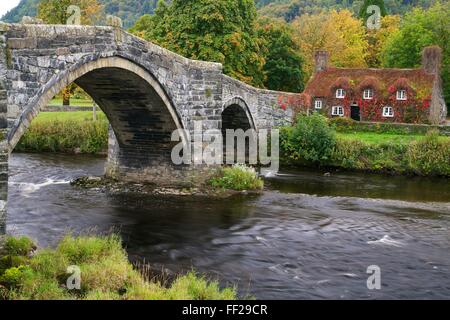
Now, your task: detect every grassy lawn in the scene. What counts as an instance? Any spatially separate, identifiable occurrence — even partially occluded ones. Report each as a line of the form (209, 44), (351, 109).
(34, 111), (106, 122)
(337, 132), (450, 144)
(49, 98), (94, 107)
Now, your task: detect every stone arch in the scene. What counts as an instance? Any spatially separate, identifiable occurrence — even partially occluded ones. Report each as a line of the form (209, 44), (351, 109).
(221, 97), (256, 132)
(8, 56), (186, 151)
(7, 55), (192, 184)
(221, 97), (256, 164)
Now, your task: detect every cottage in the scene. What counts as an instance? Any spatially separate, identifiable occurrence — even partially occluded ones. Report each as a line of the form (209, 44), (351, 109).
(301, 46), (447, 125)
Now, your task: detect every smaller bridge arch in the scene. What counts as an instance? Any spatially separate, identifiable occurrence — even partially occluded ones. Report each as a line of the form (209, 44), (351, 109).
(221, 97), (257, 164)
(221, 97), (256, 133)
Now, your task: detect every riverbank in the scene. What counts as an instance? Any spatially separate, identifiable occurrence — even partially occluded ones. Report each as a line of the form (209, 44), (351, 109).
(0, 234), (236, 300)
(16, 111), (450, 177)
(280, 115), (450, 177)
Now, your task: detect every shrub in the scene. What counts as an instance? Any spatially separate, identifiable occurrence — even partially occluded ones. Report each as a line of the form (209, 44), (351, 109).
(331, 139), (408, 173)
(165, 272), (236, 300)
(1, 236), (35, 256)
(0, 266), (34, 288)
(210, 164), (264, 191)
(28, 249), (68, 280)
(79, 255), (137, 293)
(285, 113), (336, 165)
(0, 255), (29, 275)
(56, 234), (124, 265)
(406, 130), (450, 176)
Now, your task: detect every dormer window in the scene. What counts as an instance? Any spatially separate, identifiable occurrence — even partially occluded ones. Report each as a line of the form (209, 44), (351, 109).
(336, 89), (345, 99)
(397, 90), (407, 101)
(363, 88), (373, 100)
(314, 99), (323, 109)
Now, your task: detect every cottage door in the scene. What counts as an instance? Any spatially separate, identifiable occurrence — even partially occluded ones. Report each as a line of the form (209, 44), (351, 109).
(350, 104), (361, 121)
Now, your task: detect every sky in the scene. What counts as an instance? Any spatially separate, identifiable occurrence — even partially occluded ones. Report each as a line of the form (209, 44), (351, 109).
(0, 0), (21, 18)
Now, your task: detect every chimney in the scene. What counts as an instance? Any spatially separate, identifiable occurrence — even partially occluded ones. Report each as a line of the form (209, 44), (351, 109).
(314, 50), (329, 72)
(422, 46), (442, 75)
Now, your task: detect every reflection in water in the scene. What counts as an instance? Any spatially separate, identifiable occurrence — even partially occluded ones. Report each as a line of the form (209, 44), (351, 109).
(266, 168), (450, 203)
(6, 153), (450, 299)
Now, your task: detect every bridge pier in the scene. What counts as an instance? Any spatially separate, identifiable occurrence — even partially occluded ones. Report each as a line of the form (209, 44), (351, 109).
(104, 126), (217, 187)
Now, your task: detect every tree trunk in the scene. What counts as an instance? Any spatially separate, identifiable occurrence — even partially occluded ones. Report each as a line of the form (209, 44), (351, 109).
(62, 87), (71, 106)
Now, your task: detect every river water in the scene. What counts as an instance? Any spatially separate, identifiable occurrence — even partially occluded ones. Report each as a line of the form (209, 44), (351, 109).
(6, 153), (450, 299)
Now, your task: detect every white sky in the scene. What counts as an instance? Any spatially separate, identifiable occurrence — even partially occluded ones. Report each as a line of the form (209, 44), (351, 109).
(0, 0), (21, 18)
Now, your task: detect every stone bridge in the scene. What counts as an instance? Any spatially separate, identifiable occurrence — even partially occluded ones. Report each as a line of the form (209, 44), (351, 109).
(0, 23), (294, 230)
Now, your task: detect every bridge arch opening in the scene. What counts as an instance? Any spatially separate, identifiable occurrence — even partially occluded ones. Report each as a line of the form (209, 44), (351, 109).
(9, 57), (187, 184)
(221, 98), (256, 164)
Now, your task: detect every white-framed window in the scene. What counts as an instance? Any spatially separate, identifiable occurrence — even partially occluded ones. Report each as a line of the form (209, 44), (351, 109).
(382, 106), (394, 118)
(331, 106), (344, 117)
(363, 88), (373, 100)
(396, 90), (407, 101)
(336, 88), (345, 99)
(314, 99), (323, 109)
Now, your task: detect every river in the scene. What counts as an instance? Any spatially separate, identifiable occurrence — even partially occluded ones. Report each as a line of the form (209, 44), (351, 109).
(6, 153), (450, 299)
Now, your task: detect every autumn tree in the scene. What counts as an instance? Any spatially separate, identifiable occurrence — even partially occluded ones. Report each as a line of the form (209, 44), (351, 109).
(365, 15), (400, 67)
(292, 10), (369, 80)
(381, 2), (450, 104)
(257, 18), (305, 92)
(130, 0), (265, 87)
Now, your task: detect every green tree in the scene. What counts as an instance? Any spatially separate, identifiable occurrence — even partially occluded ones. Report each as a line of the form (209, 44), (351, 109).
(130, 0), (265, 87)
(381, 2), (450, 105)
(258, 18), (305, 92)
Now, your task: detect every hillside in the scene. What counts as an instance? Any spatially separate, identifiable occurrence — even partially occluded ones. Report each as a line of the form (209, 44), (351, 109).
(1, 0), (439, 27)
(257, 0), (439, 21)
(1, 0), (158, 28)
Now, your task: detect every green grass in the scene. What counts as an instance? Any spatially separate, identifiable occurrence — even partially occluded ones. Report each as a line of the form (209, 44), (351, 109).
(337, 132), (450, 145)
(49, 98), (94, 107)
(32, 111), (105, 122)
(210, 164), (264, 191)
(16, 112), (109, 154)
(0, 234), (237, 300)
